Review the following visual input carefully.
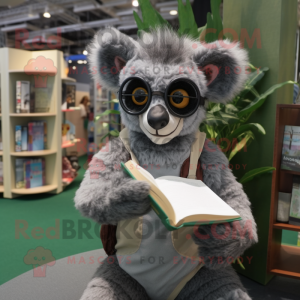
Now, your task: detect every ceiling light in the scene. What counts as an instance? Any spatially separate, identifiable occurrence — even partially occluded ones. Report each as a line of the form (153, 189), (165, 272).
(83, 50), (88, 55)
(77, 60), (83, 64)
(83, 60), (87, 64)
(72, 66), (76, 70)
(132, 0), (139, 7)
(170, 10), (177, 16)
(43, 11), (51, 18)
(68, 60), (72, 63)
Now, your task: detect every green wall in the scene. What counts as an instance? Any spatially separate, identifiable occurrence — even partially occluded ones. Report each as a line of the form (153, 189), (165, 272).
(223, 0), (298, 285)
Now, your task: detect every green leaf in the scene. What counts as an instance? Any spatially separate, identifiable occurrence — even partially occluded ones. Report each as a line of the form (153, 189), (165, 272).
(205, 0), (223, 43)
(177, 0), (199, 39)
(238, 81), (295, 118)
(95, 109), (120, 121)
(225, 104), (239, 114)
(228, 132), (254, 161)
(239, 167), (276, 184)
(109, 129), (120, 137)
(205, 112), (228, 126)
(228, 123), (265, 140)
(216, 111), (239, 124)
(134, 0), (169, 36)
(239, 67), (269, 99)
(210, 103), (224, 113)
(100, 130), (120, 142)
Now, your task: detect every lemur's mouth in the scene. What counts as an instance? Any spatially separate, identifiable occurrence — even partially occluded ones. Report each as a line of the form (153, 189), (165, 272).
(145, 118), (182, 137)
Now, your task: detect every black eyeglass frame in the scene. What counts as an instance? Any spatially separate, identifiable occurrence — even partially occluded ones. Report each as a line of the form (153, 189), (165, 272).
(118, 76), (205, 118)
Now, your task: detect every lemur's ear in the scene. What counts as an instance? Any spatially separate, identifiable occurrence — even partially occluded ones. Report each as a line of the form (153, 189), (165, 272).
(88, 27), (138, 91)
(193, 40), (249, 103)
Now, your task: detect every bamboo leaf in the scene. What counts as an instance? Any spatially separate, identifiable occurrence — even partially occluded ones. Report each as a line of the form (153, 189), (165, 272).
(238, 81), (295, 118)
(239, 67), (269, 99)
(134, 0), (169, 36)
(225, 104), (239, 114)
(205, 0), (223, 43)
(216, 111), (239, 124)
(205, 112), (228, 126)
(228, 132), (253, 161)
(228, 123), (265, 140)
(177, 0), (199, 39)
(239, 167), (276, 184)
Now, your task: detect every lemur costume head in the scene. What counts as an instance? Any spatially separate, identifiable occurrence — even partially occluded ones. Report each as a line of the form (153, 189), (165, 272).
(89, 26), (247, 148)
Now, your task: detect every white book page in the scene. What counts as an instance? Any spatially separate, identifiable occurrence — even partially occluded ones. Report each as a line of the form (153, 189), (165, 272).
(156, 176), (240, 224)
(129, 161), (158, 187)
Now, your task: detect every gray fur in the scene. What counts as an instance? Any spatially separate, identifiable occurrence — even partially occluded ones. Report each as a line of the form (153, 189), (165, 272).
(79, 255), (149, 300)
(80, 256), (250, 300)
(176, 266), (250, 300)
(195, 140), (258, 269)
(76, 26), (256, 300)
(74, 138), (151, 225)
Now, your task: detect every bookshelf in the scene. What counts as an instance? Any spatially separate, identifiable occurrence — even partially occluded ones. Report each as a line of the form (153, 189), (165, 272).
(0, 47), (65, 198)
(268, 104), (300, 279)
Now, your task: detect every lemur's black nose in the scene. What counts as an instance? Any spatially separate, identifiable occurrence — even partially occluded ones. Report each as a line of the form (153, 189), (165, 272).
(147, 105), (169, 130)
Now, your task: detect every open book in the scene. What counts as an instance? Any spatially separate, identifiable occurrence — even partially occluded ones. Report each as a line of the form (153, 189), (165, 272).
(122, 160), (241, 231)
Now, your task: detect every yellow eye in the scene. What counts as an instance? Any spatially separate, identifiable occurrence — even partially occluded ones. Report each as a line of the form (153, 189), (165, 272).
(132, 87), (148, 105)
(170, 89), (189, 108)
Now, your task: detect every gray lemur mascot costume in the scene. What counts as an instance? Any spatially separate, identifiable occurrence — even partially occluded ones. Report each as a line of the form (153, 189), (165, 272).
(75, 1), (258, 299)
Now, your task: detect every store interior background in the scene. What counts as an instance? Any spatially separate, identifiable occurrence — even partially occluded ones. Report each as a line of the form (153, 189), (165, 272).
(0, 1), (300, 299)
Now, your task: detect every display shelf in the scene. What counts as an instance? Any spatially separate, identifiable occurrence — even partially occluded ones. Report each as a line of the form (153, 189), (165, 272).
(0, 48), (64, 198)
(9, 70), (57, 75)
(280, 169), (300, 176)
(0, 186), (4, 193)
(62, 77), (76, 82)
(10, 113), (56, 117)
(268, 104), (300, 280)
(273, 223), (300, 232)
(11, 184), (58, 195)
(62, 139), (81, 149)
(270, 245), (300, 279)
(10, 150), (57, 157)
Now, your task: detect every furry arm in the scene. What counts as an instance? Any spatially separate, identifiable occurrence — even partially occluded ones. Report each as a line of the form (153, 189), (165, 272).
(74, 138), (151, 225)
(194, 140), (258, 269)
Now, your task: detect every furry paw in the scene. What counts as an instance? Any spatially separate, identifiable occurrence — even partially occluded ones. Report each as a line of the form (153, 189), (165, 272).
(217, 288), (251, 300)
(193, 224), (244, 269)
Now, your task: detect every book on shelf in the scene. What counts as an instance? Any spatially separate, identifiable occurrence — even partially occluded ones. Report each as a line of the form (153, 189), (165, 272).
(289, 176), (300, 226)
(16, 81), (30, 113)
(122, 160), (241, 231)
(25, 159), (44, 188)
(15, 158), (45, 189)
(15, 158), (26, 188)
(21, 126), (28, 151)
(281, 125), (300, 172)
(15, 125), (22, 152)
(32, 122), (44, 151)
(16, 122), (47, 152)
